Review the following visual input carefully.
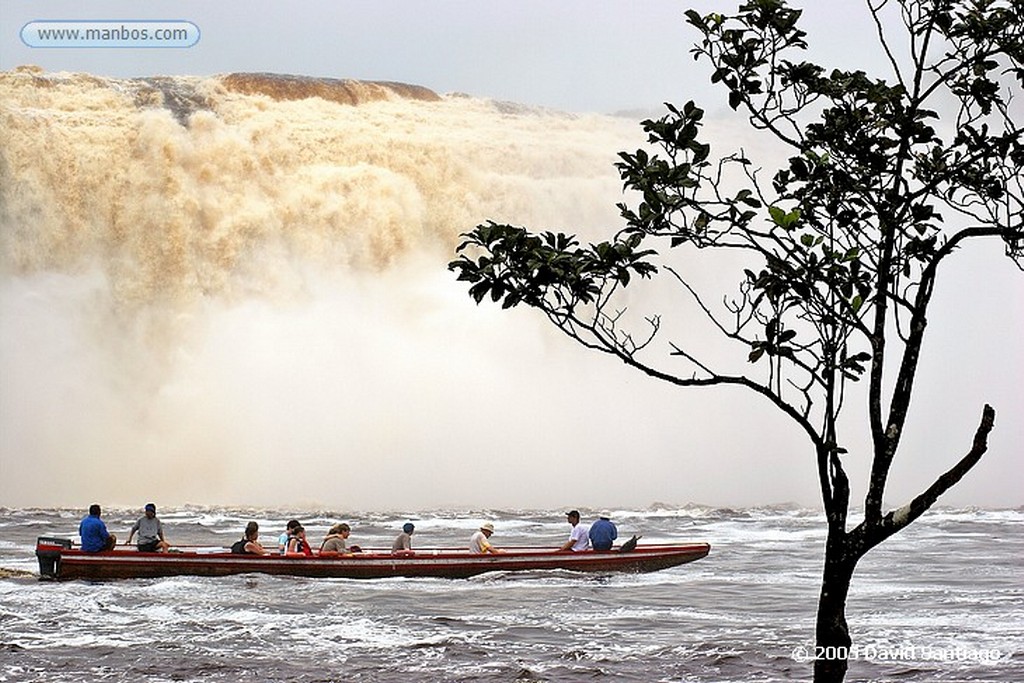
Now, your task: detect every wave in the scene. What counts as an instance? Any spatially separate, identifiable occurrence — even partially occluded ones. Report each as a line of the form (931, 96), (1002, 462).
(4, 504), (1020, 527)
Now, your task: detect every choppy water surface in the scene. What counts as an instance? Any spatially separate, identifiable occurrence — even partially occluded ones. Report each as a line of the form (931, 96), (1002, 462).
(0, 506), (1020, 682)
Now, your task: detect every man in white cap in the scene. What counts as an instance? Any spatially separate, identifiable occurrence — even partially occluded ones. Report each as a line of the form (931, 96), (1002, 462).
(588, 512), (618, 551)
(469, 522), (502, 554)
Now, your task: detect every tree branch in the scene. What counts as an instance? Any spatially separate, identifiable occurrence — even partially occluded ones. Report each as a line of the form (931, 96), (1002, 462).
(852, 404), (995, 555)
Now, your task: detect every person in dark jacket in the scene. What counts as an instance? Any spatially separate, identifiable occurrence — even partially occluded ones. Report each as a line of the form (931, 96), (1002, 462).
(231, 521), (268, 554)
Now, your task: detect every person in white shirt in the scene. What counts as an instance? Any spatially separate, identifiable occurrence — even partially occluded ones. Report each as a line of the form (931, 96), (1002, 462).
(559, 510), (591, 552)
(469, 522), (502, 553)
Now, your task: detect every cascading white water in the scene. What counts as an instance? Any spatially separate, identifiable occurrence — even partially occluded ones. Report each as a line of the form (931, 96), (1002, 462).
(1, 67), (679, 509)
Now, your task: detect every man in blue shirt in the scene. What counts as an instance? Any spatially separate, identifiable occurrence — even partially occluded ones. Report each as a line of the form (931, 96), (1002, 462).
(589, 512), (618, 551)
(79, 504), (116, 552)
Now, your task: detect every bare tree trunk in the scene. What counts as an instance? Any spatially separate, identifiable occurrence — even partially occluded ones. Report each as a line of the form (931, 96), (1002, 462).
(813, 532), (856, 682)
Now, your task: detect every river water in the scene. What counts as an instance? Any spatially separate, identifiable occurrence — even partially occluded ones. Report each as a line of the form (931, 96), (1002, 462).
(0, 506), (1020, 682)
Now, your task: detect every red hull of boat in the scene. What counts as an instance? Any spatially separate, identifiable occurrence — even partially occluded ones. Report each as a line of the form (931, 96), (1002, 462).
(36, 538), (710, 581)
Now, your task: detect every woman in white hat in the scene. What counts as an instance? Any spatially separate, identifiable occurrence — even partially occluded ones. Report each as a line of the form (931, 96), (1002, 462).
(469, 522), (502, 554)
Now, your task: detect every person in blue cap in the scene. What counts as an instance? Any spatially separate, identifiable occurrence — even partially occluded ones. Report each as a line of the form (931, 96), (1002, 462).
(126, 503), (170, 552)
(392, 522), (415, 555)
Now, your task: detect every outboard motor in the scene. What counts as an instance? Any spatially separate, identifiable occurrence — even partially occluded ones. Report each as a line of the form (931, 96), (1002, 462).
(36, 537), (72, 580)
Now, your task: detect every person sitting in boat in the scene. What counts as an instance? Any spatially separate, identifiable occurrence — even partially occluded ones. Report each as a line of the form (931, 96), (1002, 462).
(320, 523), (352, 556)
(588, 512), (618, 551)
(278, 519), (300, 554)
(231, 521), (269, 554)
(285, 525), (312, 556)
(559, 510), (591, 552)
(125, 503), (170, 553)
(392, 522), (415, 555)
(469, 523), (503, 554)
(79, 504), (116, 552)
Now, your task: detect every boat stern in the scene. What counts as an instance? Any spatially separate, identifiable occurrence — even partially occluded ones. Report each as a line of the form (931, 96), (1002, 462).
(35, 537), (72, 580)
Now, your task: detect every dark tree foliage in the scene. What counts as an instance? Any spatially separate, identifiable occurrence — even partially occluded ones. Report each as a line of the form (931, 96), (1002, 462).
(450, 1), (1022, 680)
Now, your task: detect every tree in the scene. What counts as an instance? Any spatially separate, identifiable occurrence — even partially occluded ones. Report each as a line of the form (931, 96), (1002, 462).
(449, 1), (1023, 681)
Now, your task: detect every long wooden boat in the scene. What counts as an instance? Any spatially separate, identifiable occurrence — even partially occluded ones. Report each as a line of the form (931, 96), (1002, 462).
(36, 537), (710, 581)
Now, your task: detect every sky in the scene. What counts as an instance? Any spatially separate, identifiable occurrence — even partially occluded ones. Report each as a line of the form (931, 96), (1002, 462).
(1, 1), (1021, 511)
(1, 1), (882, 114)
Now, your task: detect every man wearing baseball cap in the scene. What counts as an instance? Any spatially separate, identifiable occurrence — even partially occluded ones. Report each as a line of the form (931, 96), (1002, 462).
(126, 503), (170, 553)
(559, 510), (591, 551)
